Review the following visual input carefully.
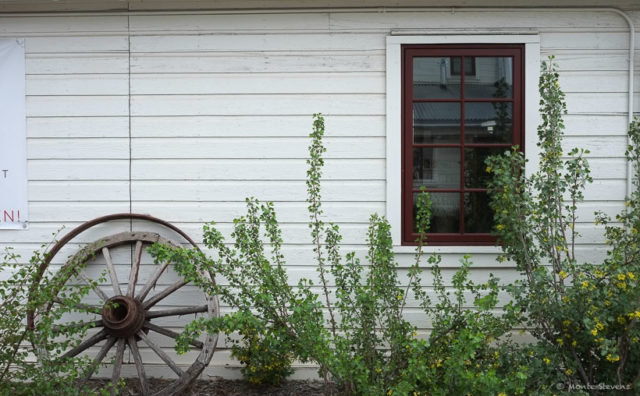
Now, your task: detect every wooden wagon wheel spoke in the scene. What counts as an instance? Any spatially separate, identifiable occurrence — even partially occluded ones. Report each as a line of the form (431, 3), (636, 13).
(128, 336), (149, 395)
(28, 215), (219, 396)
(127, 241), (143, 298)
(79, 336), (117, 386)
(145, 305), (208, 319)
(143, 279), (188, 310)
(53, 297), (102, 314)
(136, 261), (170, 302)
(111, 338), (126, 396)
(103, 247), (122, 296)
(63, 329), (108, 358)
(144, 321), (204, 349)
(137, 330), (185, 377)
(52, 319), (103, 334)
(79, 272), (110, 302)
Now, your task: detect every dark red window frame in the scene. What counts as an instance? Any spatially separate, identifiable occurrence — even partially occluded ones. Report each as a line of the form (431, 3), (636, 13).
(401, 44), (524, 245)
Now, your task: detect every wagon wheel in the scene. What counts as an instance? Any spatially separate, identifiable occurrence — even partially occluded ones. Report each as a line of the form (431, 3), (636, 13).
(26, 214), (219, 396)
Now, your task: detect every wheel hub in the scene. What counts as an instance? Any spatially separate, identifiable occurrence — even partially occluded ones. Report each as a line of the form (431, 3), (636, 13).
(102, 295), (145, 337)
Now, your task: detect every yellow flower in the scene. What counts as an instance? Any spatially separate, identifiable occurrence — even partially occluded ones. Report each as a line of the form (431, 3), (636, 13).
(591, 328), (598, 336)
(595, 320), (604, 331)
(556, 338), (564, 345)
(606, 354), (620, 362)
(485, 166), (492, 173)
(632, 337), (639, 343)
(388, 390), (393, 395)
(565, 368), (573, 375)
(558, 270), (568, 280)
(628, 310), (640, 320)
(617, 282), (627, 290)
(618, 316), (627, 324)
(571, 340), (577, 347)
(563, 320), (571, 327)
(628, 272), (636, 280)
(543, 357), (551, 364)
(618, 273), (626, 281)
(397, 294), (403, 300)
(581, 281), (590, 289)
(496, 224), (505, 231)
(376, 367), (382, 373)
(594, 270), (604, 278)
(498, 393), (507, 396)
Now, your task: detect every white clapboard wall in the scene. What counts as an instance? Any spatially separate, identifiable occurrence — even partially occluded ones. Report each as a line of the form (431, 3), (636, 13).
(0, 7), (639, 378)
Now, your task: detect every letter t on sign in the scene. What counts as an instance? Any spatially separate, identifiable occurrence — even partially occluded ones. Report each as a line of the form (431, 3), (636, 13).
(2, 170), (7, 178)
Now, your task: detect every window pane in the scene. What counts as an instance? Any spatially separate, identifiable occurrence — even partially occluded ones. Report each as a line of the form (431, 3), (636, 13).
(464, 147), (508, 188)
(464, 102), (512, 143)
(414, 102), (460, 143)
(413, 147), (460, 189)
(464, 192), (493, 233)
(451, 57), (475, 76)
(464, 57), (513, 99)
(414, 192), (460, 233)
(413, 57), (460, 99)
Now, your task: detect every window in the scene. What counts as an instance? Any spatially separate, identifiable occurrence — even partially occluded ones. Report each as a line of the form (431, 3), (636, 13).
(401, 44), (524, 245)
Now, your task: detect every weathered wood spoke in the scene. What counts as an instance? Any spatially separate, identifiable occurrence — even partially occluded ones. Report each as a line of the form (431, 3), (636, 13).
(144, 321), (204, 349)
(145, 305), (208, 319)
(128, 241), (143, 298)
(128, 336), (149, 395)
(111, 338), (126, 396)
(138, 330), (185, 377)
(143, 279), (188, 309)
(103, 247), (122, 295)
(79, 336), (117, 386)
(79, 272), (110, 302)
(62, 329), (108, 358)
(53, 297), (101, 314)
(52, 319), (103, 334)
(136, 261), (170, 302)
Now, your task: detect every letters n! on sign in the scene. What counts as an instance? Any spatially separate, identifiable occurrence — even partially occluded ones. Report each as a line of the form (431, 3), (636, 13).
(0, 39), (28, 230)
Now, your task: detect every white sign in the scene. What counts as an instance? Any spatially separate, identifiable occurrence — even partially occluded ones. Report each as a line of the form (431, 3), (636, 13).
(0, 39), (28, 229)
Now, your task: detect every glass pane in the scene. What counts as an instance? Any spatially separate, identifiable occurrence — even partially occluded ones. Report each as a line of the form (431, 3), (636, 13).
(413, 148), (460, 189)
(413, 103), (460, 143)
(464, 147), (508, 188)
(464, 192), (493, 233)
(451, 57), (475, 76)
(464, 102), (512, 143)
(464, 57), (513, 98)
(413, 57), (460, 99)
(414, 192), (460, 233)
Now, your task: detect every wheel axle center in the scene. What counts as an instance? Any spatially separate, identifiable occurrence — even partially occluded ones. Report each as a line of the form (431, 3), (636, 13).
(102, 295), (144, 337)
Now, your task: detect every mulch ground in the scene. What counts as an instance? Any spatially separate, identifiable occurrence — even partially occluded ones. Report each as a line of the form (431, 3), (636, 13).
(90, 378), (333, 395)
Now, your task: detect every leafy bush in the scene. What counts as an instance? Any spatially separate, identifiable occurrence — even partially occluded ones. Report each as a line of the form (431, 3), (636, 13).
(0, 243), (118, 396)
(151, 115), (525, 395)
(487, 57), (640, 391)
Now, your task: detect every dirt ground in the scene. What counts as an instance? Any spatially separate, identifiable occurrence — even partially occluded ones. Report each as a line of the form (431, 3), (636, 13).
(90, 378), (332, 395)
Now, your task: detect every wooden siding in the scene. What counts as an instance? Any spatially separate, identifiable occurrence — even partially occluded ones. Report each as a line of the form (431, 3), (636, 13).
(0, 8), (638, 377)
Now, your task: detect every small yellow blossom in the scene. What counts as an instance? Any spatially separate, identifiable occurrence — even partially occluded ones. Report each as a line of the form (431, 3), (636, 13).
(556, 338), (564, 345)
(397, 294), (403, 300)
(565, 368), (573, 375)
(486, 166), (492, 173)
(618, 273), (626, 281)
(496, 224), (505, 231)
(606, 354), (620, 362)
(594, 270), (604, 278)
(632, 337), (639, 343)
(558, 270), (568, 280)
(617, 282), (627, 290)
(563, 320), (571, 327)
(543, 357), (551, 365)
(617, 316), (627, 324)
(581, 281), (590, 289)
(628, 310), (640, 320)
(498, 393), (507, 396)
(571, 340), (577, 347)
(591, 328), (598, 336)
(628, 272), (636, 280)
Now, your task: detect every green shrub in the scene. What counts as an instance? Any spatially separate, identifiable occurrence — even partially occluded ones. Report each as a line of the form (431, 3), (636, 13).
(151, 115), (524, 395)
(487, 56), (640, 392)
(0, 242), (118, 396)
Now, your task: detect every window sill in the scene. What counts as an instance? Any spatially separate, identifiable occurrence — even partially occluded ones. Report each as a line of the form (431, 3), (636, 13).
(392, 245), (503, 255)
